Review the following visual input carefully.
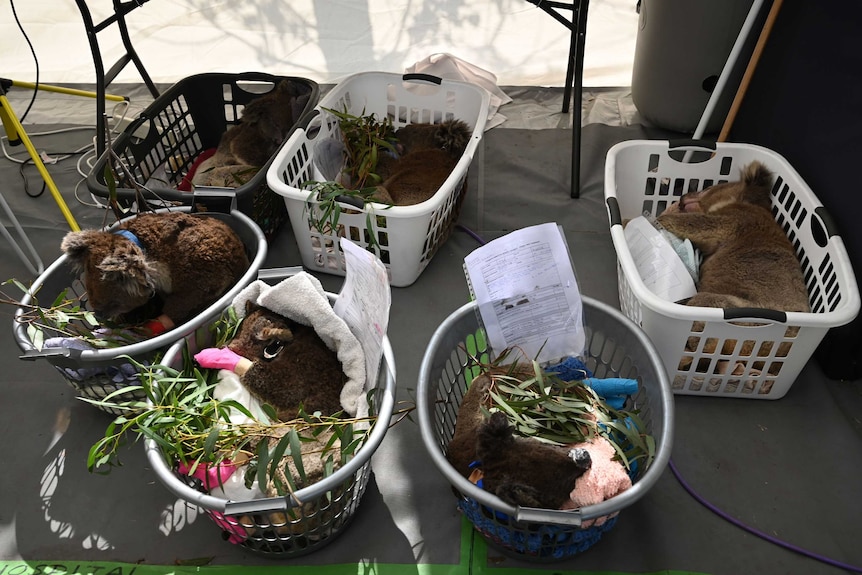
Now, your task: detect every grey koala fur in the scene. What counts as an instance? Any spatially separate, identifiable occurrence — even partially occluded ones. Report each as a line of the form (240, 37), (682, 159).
(192, 80), (311, 188)
(61, 211), (249, 327)
(656, 160), (810, 314)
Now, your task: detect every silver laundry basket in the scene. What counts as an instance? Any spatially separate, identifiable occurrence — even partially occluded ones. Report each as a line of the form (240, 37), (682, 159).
(417, 296), (674, 560)
(144, 295), (396, 558)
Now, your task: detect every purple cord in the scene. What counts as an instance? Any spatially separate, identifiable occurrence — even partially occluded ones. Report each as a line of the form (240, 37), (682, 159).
(669, 458), (862, 573)
(456, 224), (487, 246)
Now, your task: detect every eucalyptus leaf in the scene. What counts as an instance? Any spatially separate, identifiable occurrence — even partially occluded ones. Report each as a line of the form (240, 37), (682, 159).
(288, 429), (306, 484)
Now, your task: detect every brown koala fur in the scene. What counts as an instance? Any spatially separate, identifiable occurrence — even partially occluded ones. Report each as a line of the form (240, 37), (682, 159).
(227, 303), (345, 421)
(61, 212), (249, 326)
(193, 80), (310, 188)
(656, 161), (811, 377)
(223, 303), (348, 540)
(447, 373), (592, 510)
(371, 119), (471, 206)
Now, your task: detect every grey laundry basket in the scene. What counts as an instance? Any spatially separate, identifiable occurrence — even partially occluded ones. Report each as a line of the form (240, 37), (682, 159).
(417, 296), (674, 560)
(144, 294), (397, 558)
(13, 206), (267, 415)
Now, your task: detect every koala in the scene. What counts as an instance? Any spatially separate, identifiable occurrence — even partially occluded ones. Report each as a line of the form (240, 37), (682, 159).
(227, 303), (345, 421)
(447, 373), (592, 510)
(477, 411), (592, 510)
(371, 119), (472, 206)
(656, 161), (811, 377)
(446, 374), (494, 479)
(61, 212), (249, 327)
(192, 80), (311, 188)
(657, 160), (810, 314)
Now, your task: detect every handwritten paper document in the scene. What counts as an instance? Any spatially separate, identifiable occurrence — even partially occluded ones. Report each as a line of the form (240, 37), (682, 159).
(334, 239), (392, 390)
(464, 223), (585, 363)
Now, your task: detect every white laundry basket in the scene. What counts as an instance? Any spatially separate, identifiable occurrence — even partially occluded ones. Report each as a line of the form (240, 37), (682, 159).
(267, 71), (490, 287)
(604, 140), (860, 399)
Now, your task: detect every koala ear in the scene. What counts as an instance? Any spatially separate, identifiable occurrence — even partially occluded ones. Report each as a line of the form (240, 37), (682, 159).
(98, 247), (172, 299)
(61, 230), (102, 272)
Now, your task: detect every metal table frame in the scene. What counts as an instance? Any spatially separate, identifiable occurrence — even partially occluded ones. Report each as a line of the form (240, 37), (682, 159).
(525, 0), (589, 198)
(74, 0), (160, 157)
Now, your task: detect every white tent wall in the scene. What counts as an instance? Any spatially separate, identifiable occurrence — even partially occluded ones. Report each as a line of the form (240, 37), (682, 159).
(1, 0), (638, 88)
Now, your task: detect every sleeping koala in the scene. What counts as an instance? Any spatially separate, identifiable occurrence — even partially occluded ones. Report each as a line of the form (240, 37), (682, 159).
(657, 160), (810, 314)
(60, 211), (249, 330)
(447, 373), (592, 510)
(371, 119), (472, 206)
(192, 79), (311, 188)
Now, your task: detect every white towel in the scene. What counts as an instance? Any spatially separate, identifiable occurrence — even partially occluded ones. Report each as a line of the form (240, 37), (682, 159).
(231, 272), (368, 418)
(405, 53), (512, 130)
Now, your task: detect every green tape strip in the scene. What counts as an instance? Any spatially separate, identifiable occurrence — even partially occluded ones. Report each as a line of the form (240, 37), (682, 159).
(0, 519), (709, 575)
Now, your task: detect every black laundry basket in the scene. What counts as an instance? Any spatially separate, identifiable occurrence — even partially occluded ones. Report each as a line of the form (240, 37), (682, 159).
(86, 72), (319, 239)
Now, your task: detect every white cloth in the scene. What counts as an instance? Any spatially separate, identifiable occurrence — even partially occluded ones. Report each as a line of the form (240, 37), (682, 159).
(405, 53), (512, 130)
(212, 370), (270, 425)
(231, 272), (368, 418)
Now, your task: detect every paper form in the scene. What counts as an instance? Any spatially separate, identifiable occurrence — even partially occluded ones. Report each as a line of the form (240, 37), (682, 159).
(333, 239), (392, 391)
(463, 222), (585, 363)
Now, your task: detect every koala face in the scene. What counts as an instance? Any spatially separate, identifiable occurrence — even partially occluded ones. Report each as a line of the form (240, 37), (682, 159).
(676, 161), (773, 214)
(227, 303), (345, 419)
(60, 230), (167, 320)
(227, 304), (295, 362)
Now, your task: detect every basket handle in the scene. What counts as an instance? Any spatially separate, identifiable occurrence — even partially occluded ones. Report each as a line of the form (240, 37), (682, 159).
(297, 108), (321, 130)
(230, 71), (285, 84)
(723, 307), (788, 322)
(190, 190), (237, 214)
(333, 194), (367, 210)
(514, 506), (584, 526)
(606, 196), (622, 227)
(19, 347), (84, 361)
(402, 73), (443, 85)
(667, 139), (717, 152)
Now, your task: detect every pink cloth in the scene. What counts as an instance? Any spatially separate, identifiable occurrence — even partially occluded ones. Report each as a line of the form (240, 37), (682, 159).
(560, 436), (633, 527)
(177, 461), (247, 544)
(194, 347), (244, 372)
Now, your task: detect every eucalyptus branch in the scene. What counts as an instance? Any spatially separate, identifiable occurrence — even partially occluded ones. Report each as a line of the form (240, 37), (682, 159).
(84, 342), (392, 499)
(465, 346), (656, 472)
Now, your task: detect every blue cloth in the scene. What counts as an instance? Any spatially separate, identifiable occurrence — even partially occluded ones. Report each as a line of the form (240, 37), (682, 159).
(583, 377), (638, 409)
(544, 357), (638, 409)
(545, 356), (592, 380)
(113, 229), (144, 250)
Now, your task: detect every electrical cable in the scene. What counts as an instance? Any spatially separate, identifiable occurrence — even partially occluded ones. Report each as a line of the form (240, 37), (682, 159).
(455, 222), (861, 573)
(669, 459), (862, 573)
(9, 0), (39, 122)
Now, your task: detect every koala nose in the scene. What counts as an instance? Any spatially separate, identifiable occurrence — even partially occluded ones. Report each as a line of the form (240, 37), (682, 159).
(568, 447), (592, 469)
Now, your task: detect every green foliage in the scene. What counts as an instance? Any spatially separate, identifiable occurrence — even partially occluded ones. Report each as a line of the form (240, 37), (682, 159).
(303, 180), (387, 253)
(321, 106), (397, 189)
(300, 106), (399, 255)
(84, 312), (377, 500)
(473, 348), (656, 473)
(3, 279), (142, 350)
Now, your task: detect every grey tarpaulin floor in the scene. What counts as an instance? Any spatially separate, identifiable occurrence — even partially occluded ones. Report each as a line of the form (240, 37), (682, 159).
(0, 84), (860, 575)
